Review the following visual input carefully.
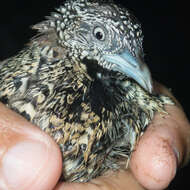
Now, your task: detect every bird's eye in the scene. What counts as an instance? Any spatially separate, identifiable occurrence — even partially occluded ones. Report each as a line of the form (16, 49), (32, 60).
(93, 27), (105, 41)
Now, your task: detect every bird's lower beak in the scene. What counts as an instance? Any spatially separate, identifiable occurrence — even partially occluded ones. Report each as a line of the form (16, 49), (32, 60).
(103, 49), (153, 93)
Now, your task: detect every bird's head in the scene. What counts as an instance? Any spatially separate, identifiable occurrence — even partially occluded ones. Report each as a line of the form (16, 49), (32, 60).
(33, 0), (153, 93)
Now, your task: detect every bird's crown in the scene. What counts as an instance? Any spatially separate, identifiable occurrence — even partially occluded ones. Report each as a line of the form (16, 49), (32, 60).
(33, 0), (143, 57)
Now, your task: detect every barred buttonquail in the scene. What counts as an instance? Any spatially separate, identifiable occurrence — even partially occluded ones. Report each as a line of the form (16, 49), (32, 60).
(0, 0), (173, 182)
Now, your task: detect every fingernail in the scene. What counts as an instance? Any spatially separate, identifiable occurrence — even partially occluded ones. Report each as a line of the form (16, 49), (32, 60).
(172, 145), (180, 166)
(1, 140), (49, 190)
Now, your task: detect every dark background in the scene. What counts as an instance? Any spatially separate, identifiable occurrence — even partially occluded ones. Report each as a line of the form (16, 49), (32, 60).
(0, 0), (189, 189)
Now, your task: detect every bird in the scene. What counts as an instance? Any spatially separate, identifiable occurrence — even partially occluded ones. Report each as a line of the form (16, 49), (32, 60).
(0, 0), (173, 182)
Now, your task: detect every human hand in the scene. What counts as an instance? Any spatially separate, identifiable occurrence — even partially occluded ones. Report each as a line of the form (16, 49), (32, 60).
(0, 104), (62, 190)
(0, 82), (190, 190)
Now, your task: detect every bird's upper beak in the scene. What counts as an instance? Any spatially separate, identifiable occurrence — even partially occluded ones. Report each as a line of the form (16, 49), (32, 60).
(103, 49), (153, 93)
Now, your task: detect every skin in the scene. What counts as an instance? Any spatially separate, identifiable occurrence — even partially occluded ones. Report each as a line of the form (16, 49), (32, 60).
(0, 82), (189, 190)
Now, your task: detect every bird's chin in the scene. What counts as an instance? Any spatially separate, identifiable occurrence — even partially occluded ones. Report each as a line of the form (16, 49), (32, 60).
(81, 56), (153, 95)
(81, 57), (106, 79)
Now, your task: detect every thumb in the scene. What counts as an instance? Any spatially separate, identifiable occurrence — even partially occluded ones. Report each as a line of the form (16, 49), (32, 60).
(0, 103), (62, 190)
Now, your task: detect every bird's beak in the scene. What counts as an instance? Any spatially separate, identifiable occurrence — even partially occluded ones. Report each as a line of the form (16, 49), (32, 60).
(103, 49), (153, 93)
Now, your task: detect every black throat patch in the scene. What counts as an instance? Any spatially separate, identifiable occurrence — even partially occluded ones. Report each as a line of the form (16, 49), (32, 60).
(82, 58), (127, 114)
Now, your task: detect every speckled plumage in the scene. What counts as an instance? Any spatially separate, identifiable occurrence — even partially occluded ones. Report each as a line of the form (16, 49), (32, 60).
(0, 0), (173, 182)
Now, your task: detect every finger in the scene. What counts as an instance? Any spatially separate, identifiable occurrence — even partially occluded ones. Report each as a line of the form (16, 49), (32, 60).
(153, 81), (183, 109)
(154, 81), (190, 165)
(130, 83), (190, 190)
(54, 170), (145, 190)
(0, 103), (62, 190)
